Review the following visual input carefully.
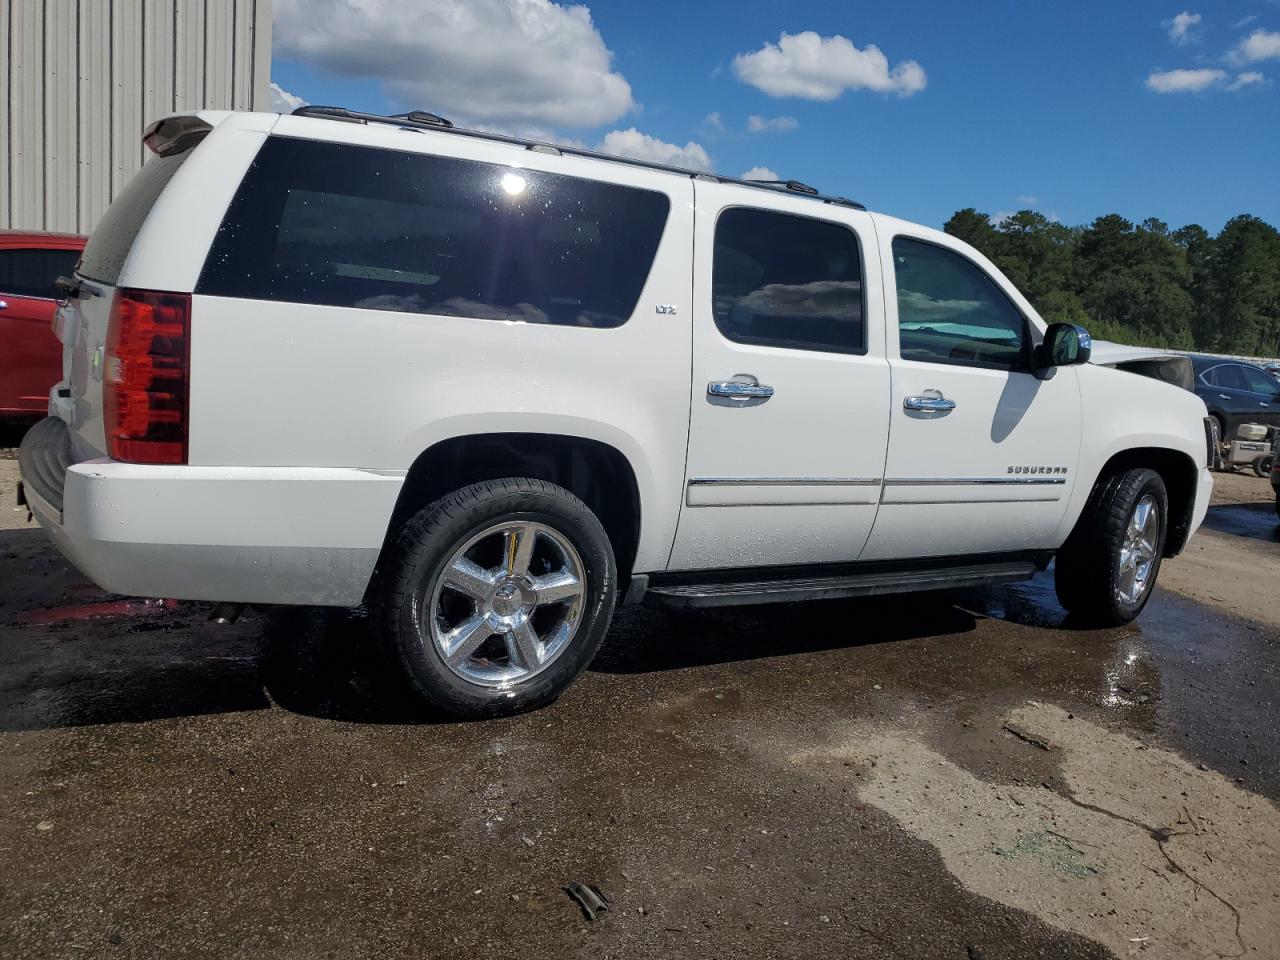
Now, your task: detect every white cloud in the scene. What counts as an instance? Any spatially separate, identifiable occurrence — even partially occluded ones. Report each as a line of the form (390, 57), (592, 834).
(268, 81), (307, 113)
(1228, 70), (1266, 90)
(595, 129), (712, 171)
(741, 166), (779, 180)
(1233, 15), (1259, 29)
(1232, 28), (1280, 62)
(272, 0), (636, 129)
(1146, 67), (1227, 92)
(746, 114), (799, 133)
(1165, 11), (1201, 45)
(1016, 194), (1038, 205)
(732, 31), (926, 100)
(703, 111), (726, 135)
(1147, 66), (1267, 92)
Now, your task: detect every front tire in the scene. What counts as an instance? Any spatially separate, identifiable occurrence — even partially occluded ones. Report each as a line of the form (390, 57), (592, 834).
(373, 478), (617, 718)
(1054, 468), (1167, 625)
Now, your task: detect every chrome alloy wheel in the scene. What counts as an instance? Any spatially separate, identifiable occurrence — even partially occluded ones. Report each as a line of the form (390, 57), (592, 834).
(428, 521), (586, 687)
(1115, 495), (1159, 605)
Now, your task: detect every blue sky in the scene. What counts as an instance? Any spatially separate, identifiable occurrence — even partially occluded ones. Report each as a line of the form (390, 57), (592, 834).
(270, 1), (1279, 234)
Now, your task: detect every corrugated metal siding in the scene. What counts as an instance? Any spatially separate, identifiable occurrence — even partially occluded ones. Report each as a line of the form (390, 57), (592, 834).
(1, 0), (272, 234)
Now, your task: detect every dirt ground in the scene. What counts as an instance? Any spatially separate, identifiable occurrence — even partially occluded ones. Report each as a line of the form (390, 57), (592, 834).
(1, 441), (1277, 960)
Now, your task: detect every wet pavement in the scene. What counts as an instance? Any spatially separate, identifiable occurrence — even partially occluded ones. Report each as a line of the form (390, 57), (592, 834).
(2, 450), (1279, 959)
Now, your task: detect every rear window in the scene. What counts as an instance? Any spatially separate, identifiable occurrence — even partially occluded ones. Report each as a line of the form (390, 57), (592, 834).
(78, 150), (193, 284)
(0, 247), (81, 299)
(197, 137), (671, 328)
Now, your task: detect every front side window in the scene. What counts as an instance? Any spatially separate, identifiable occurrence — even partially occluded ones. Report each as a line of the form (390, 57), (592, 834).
(712, 207), (865, 355)
(198, 137), (670, 328)
(892, 237), (1028, 371)
(1239, 365), (1280, 396)
(0, 248), (81, 299)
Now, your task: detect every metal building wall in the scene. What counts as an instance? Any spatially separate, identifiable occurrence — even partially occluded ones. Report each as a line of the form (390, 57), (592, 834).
(0, 0), (272, 234)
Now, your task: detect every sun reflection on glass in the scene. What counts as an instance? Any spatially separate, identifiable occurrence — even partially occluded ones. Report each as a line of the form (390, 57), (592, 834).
(500, 172), (527, 196)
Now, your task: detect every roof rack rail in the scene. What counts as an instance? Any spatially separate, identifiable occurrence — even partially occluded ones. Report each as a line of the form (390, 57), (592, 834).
(292, 105), (453, 129)
(288, 106), (866, 211)
(745, 178), (818, 196)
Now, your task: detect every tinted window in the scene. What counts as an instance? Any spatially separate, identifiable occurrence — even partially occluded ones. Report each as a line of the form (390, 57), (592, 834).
(892, 237), (1028, 370)
(712, 208), (864, 354)
(1204, 365), (1246, 391)
(79, 150), (192, 284)
(1239, 365), (1280, 395)
(0, 248), (81, 299)
(198, 137), (670, 328)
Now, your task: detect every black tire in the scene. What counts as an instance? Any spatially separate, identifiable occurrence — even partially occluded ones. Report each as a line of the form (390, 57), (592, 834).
(1054, 468), (1168, 626)
(372, 478), (616, 718)
(1253, 454), (1274, 479)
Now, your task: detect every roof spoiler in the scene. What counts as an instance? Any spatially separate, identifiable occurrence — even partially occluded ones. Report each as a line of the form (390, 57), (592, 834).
(142, 115), (213, 157)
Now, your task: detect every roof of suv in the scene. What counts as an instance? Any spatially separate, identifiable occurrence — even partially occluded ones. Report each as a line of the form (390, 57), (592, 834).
(286, 105), (868, 213)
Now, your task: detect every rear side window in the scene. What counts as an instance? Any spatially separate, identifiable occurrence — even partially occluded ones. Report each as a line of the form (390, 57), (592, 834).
(78, 151), (192, 284)
(198, 137), (671, 328)
(1203, 365), (1246, 391)
(712, 207), (865, 354)
(0, 248), (81, 299)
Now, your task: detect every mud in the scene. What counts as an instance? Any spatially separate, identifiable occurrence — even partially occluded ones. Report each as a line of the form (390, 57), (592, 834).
(1, 450), (1278, 959)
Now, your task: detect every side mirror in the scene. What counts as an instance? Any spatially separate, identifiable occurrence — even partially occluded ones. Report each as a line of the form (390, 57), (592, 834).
(1036, 323), (1092, 368)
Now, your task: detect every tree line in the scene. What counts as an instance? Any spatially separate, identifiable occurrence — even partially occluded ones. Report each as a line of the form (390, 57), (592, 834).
(943, 208), (1280, 356)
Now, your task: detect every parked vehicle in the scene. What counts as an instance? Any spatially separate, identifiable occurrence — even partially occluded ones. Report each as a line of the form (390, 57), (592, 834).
(1190, 355), (1280, 443)
(20, 108), (1215, 717)
(0, 231), (86, 421)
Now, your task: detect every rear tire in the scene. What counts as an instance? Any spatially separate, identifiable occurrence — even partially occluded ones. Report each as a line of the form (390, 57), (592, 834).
(1054, 468), (1167, 625)
(372, 478), (616, 718)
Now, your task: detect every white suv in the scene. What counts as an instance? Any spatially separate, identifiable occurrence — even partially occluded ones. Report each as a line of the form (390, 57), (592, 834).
(19, 108), (1214, 717)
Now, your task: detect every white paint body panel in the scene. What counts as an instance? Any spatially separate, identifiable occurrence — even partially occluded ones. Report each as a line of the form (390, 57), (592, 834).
(863, 214), (1084, 560)
(24, 111), (1214, 608)
(668, 181), (890, 570)
(26, 460), (398, 605)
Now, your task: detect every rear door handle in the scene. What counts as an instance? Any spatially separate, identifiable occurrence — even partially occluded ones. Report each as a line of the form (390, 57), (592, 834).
(0, 300), (8, 310)
(904, 390), (956, 413)
(708, 377), (774, 401)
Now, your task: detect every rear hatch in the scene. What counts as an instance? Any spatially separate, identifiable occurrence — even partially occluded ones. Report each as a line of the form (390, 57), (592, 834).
(57, 117), (211, 462)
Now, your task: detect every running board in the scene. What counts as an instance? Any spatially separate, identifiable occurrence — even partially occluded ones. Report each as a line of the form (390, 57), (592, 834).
(643, 559), (1040, 610)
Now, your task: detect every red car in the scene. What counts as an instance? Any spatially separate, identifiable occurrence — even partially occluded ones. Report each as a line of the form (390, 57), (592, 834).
(0, 230), (86, 420)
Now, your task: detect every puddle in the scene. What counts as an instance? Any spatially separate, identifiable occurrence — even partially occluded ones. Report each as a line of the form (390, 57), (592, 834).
(1201, 503), (1280, 544)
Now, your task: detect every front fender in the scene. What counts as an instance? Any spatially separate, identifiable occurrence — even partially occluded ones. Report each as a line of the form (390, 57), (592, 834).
(1052, 364), (1209, 546)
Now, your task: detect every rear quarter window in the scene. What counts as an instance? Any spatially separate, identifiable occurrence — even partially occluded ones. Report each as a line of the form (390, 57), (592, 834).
(197, 137), (671, 328)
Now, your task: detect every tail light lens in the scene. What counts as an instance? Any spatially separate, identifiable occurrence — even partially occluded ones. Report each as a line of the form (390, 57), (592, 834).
(104, 289), (190, 464)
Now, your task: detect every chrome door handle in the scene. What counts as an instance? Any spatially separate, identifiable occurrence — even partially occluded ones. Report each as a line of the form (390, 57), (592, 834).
(1219, 394), (1231, 400)
(0, 300), (8, 310)
(708, 379), (774, 401)
(904, 390), (956, 412)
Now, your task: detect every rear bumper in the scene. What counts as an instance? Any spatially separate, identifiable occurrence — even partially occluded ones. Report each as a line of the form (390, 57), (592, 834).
(20, 419), (404, 605)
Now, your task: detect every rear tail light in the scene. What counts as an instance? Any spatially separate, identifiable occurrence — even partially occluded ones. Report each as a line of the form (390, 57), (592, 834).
(104, 289), (190, 464)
